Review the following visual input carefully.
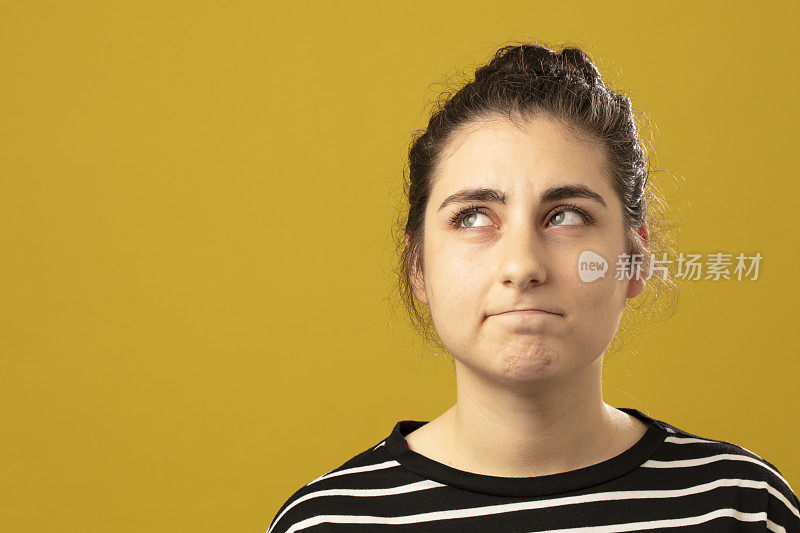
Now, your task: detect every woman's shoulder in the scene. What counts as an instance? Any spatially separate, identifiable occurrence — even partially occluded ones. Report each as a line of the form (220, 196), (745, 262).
(265, 433), (411, 533)
(648, 413), (799, 522)
(652, 415), (789, 475)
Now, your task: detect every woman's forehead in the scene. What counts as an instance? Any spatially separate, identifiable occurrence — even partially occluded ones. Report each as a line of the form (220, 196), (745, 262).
(431, 119), (611, 204)
(442, 116), (603, 167)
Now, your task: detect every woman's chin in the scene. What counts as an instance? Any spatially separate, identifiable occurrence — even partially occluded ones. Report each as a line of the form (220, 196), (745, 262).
(491, 338), (565, 382)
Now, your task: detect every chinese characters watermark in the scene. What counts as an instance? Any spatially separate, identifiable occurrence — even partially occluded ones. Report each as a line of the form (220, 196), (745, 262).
(578, 251), (763, 282)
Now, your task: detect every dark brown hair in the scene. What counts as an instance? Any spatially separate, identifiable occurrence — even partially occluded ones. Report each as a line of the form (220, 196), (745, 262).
(389, 40), (684, 365)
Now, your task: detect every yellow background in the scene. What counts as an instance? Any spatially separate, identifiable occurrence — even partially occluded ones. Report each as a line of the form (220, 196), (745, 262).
(1, 1), (797, 531)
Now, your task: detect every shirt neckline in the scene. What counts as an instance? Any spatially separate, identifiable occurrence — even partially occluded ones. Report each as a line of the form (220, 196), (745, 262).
(383, 406), (669, 497)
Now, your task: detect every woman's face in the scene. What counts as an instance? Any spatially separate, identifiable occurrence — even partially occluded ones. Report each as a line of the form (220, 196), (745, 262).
(410, 114), (646, 387)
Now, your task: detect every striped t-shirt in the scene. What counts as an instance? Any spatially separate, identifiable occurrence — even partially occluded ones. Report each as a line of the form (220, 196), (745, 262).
(266, 407), (800, 532)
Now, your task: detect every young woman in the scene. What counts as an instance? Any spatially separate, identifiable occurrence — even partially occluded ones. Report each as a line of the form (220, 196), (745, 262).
(267, 42), (800, 532)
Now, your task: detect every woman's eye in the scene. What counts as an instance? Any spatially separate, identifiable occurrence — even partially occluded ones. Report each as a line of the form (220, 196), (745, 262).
(449, 206), (591, 229)
(458, 211), (491, 228)
(547, 209), (587, 227)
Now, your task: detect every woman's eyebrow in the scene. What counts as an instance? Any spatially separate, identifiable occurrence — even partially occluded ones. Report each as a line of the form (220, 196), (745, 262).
(436, 184), (608, 212)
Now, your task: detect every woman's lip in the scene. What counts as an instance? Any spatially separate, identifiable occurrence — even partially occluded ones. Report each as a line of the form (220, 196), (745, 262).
(491, 309), (558, 317)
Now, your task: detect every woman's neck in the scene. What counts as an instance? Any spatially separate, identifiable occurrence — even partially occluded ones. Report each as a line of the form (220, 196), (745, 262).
(404, 360), (649, 478)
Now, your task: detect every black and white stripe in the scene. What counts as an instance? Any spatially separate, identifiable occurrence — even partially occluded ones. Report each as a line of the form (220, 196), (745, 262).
(267, 408), (800, 532)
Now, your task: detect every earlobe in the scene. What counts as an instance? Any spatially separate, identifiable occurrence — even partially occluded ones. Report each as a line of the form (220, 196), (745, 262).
(625, 241), (652, 299)
(412, 275), (428, 305)
(405, 234), (428, 305)
(410, 260), (427, 305)
(625, 224), (650, 300)
(625, 276), (646, 300)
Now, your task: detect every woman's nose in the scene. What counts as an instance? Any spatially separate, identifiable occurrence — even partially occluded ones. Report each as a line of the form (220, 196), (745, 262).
(497, 223), (547, 288)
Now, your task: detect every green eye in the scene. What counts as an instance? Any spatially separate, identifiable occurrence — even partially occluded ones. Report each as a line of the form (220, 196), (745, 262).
(447, 204), (490, 228)
(447, 204), (593, 230)
(458, 210), (491, 228)
(547, 209), (589, 226)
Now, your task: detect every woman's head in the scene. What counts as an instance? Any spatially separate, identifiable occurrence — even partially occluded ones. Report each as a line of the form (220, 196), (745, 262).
(392, 41), (680, 377)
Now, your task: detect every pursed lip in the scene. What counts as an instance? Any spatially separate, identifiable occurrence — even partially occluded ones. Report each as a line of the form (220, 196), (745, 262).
(488, 308), (562, 318)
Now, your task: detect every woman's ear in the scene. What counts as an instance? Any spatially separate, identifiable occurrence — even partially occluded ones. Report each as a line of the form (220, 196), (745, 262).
(405, 234), (427, 305)
(637, 223), (650, 249)
(625, 224), (650, 300)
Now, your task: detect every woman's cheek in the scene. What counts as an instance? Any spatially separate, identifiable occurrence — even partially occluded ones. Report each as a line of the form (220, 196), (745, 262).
(568, 266), (611, 325)
(425, 249), (463, 317)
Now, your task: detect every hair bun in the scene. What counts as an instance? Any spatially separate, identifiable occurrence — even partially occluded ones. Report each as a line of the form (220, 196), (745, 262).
(558, 48), (604, 88)
(475, 44), (604, 89)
